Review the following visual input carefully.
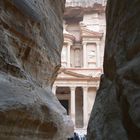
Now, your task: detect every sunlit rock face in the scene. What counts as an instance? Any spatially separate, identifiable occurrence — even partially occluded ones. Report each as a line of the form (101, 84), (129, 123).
(87, 0), (140, 140)
(66, 0), (106, 7)
(0, 0), (74, 139)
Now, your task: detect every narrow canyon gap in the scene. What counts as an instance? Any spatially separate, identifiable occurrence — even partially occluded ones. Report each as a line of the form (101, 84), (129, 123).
(87, 0), (140, 140)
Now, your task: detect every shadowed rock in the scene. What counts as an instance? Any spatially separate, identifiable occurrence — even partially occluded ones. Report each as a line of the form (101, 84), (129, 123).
(87, 0), (140, 140)
(0, 0), (74, 139)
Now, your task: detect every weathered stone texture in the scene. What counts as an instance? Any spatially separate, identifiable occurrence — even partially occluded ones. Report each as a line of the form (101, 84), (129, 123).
(87, 0), (140, 140)
(0, 0), (74, 140)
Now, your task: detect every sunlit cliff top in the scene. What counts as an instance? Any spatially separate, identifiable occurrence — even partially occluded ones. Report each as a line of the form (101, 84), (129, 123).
(66, 0), (107, 7)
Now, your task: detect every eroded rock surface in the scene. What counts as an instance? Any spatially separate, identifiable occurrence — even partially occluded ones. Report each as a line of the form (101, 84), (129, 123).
(87, 0), (140, 140)
(0, 0), (74, 139)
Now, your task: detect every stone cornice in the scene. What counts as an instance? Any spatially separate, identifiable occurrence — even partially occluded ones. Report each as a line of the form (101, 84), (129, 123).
(57, 68), (102, 80)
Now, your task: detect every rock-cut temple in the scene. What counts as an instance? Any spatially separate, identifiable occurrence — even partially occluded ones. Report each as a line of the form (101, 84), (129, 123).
(53, 0), (107, 134)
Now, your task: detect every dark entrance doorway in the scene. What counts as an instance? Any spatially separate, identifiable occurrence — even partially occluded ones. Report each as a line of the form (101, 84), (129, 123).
(56, 87), (70, 115)
(59, 100), (69, 114)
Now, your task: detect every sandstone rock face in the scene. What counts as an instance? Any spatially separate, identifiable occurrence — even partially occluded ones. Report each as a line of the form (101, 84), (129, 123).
(0, 0), (74, 140)
(87, 0), (140, 140)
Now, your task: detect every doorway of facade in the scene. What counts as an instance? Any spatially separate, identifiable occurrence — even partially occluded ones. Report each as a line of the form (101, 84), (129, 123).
(59, 100), (69, 114)
(56, 87), (70, 115)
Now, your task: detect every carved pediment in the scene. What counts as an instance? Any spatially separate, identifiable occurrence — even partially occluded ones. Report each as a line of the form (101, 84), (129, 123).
(81, 27), (103, 38)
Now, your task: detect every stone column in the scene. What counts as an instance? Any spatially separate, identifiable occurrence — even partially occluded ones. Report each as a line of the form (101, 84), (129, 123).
(67, 43), (71, 68)
(83, 42), (87, 68)
(83, 86), (88, 128)
(96, 42), (100, 67)
(52, 86), (56, 95)
(70, 87), (76, 125)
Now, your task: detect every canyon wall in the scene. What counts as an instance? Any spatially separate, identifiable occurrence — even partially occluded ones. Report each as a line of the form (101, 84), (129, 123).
(87, 0), (140, 140)
(0, 0), (74, 139)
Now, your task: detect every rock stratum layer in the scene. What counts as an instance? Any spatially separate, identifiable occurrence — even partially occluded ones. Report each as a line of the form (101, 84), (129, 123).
(87, 0), (140, 140)
(0, 0), (74, 140)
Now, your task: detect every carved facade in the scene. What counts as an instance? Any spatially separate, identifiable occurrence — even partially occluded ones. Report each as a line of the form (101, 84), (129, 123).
(53, 0), (106, 134)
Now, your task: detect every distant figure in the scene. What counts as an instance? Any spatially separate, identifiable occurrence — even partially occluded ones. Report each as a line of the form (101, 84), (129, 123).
(68, 132), (79, 140)
(74, 132), (80, 140)
(68, 132), (87, 140)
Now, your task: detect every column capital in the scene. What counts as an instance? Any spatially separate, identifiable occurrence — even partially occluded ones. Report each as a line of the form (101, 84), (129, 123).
(68, 42), (72, 46)
(70, 86), (76, 91)
(95, 41), (100, 46)
(83, 42), (87, 46)
(83, 86), (88, 91)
